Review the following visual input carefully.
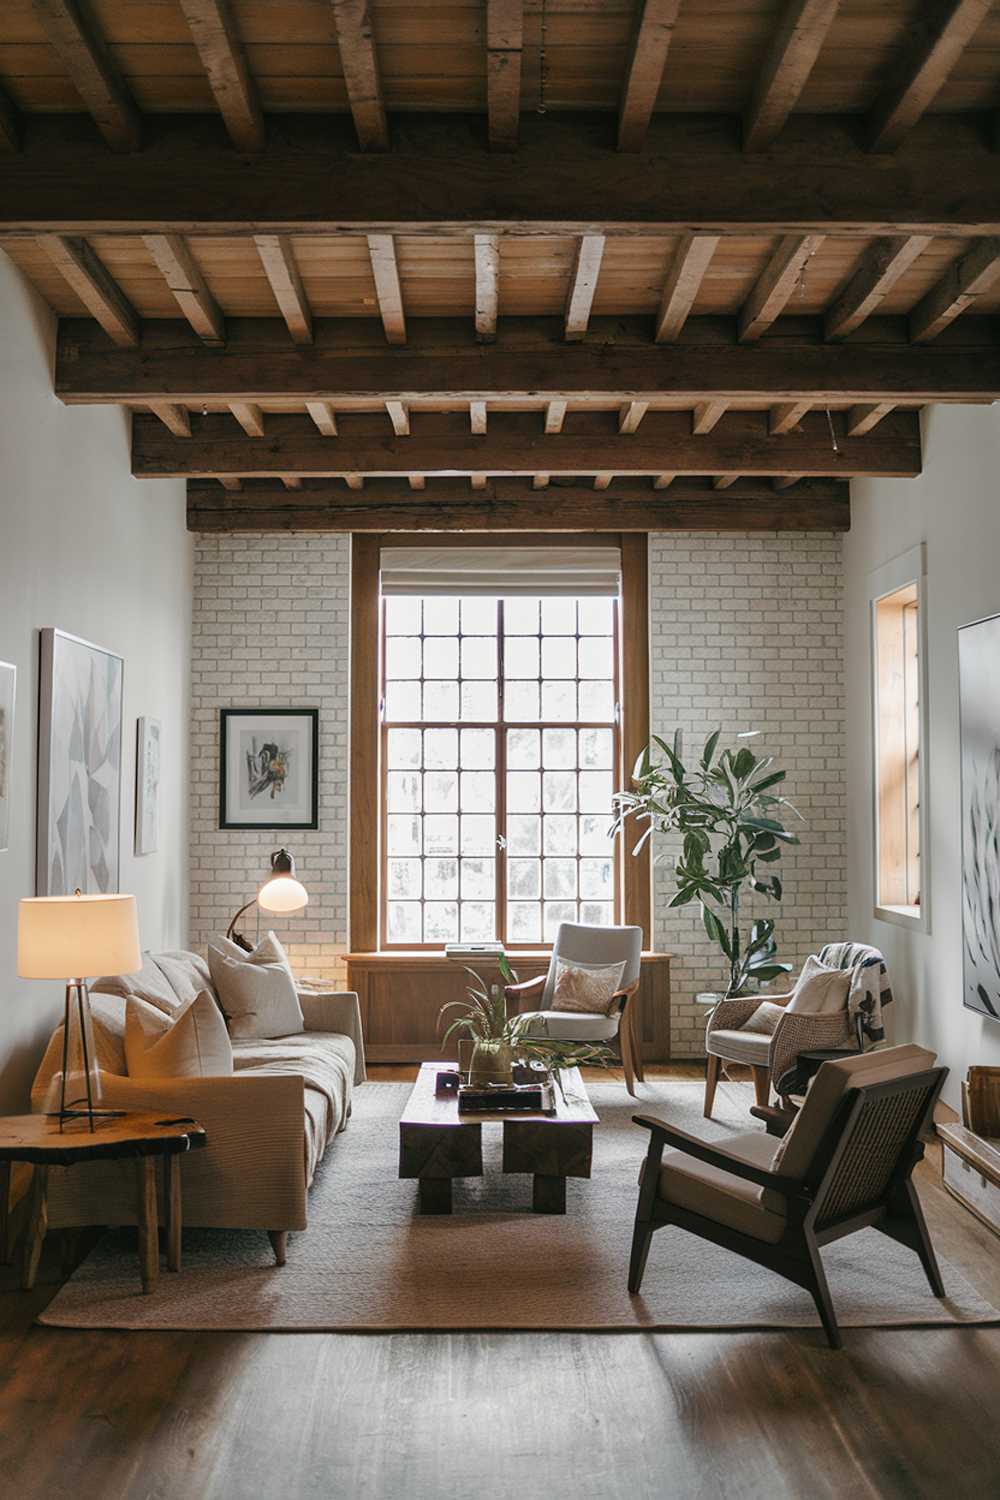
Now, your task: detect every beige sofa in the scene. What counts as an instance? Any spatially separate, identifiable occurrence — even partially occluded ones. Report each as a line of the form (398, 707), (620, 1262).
(30, 950), (366, 1255)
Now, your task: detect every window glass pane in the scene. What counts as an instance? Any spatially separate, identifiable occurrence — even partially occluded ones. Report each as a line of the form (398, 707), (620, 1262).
(424, 814), (458, 855)
(580, 901), (614, 928)
(578, 680), (614, 722)
(461, 597), (497, 634)
(424, 857), (458, 900)
(542, 598), (576, 634)
(424, 903), (458, 943)
(505, 680), (540, 721)
(423, 598), (459, 634)
(461, 636), (497, 679)
(423, 727), (458, 769)
(580, 858), (614, 899)
(423, 636), (459, 679)
(385, 635), (421, 679)
(504, 636), (539, 678)
(387, 728), (421, 768)
(507, 728), (540, 769)
(461, 903), (495, 942)
(542, 727), (576, 768)
(579, 727), (614, 768)
(543, 901), (576, 940)
(387, 859), (421, 899)
(543, 859), (577, 899)
(507, 814), (540, 855)
(504, 599), (539, 634)
(387, 771), (421, 812)
(543, 770), (576, 813)
(578, 636), (614, 679)
(578, 598), (612, 634)
(543, 815), (577, 855)
(507, 771), (541, 813)
(460, 728), (495, 768)
(460, 770), (495, 812)
(508, 859), (541, 900)
(508, 902), (541, 942)
(386, 597), (420, 634)
(387, 814), (421, 855)
(580, 814), (613, 855)
(460, 681), (497, 721)
(423, 680), (459, 722)
(579, 770), (614, 814)
(460, 858), (495, 899)
(541, 680), (577, 721)
(387, 901), (421, 942)
(541, 637), (576, 679)
(460, 814), (495, 855)
(425, 771), (458, 813)
(385, 680), (420, 721)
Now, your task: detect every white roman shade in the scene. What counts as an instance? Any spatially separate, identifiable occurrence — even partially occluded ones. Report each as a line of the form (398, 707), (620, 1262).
(379, 546), (621, 597)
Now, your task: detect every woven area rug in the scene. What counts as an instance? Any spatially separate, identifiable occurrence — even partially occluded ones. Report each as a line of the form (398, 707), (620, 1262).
(39, 1079), (1000, 1332)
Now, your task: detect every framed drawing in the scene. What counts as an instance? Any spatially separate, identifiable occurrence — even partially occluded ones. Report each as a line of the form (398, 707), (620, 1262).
(0, 660), (15, 853)
(135, 716), (161, 855)
(220, 708), (318, 830)
(959, 610), (1000, 1023)
(37, 628), (124, 895)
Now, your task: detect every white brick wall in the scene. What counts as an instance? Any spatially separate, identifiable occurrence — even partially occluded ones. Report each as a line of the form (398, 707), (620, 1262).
(190, 534), (351, 985)
(649, 532), (847, 1055)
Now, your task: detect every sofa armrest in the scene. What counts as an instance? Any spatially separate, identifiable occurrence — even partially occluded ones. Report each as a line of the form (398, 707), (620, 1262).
(297, 989), (366, 1084)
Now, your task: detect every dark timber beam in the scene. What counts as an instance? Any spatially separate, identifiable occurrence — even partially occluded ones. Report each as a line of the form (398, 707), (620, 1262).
(0, 85), (21, 152)
(743, 0), (841, 152)
(617, 1), (682, 152)
(187, 476), (851, 532)
(331, 0), (389, 151)
(739, 234), (824, 340)
(908, 237), (1000, 341)
(867, 0), (995, 153)
(54, 314), (1000, 405)
(823, 235), (932, 340)
(2, 114), (1000, 233)
(31, 0), (141, 153)
(486, 1), (523, 151)
(132, 408), (921, 480)
(177, 0), (265, 153)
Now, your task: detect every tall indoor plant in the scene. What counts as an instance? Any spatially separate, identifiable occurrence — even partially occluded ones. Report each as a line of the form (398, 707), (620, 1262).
(612, 729), (801, 997)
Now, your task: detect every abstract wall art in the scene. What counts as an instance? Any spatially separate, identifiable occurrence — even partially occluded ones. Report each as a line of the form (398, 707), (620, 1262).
(0, 660), (15, 853)
(135, 715), (161, 855)
(219, 707), (318, 829)
(37, 629), (123, 895)
(959, 610), (1000, 1023)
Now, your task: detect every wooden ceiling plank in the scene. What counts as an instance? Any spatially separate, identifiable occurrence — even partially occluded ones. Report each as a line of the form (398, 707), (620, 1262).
(0, 85), (20, 152)
(487, 0), (523, 152)
(254, 234), (313, 345)
(149, 402), (191, 438)
(845, 402), (896, 436)
(39, 235), (139, 347)
(306, 401), (338, 436)
(143, 234), (225, 346)
(618, 0), (683, 152)
(619, 401), (649, 434)
(330, 0), (389, 151)
(474, 233), (500, 342)
(769, 400), (812, 435)
(739, 234), (825, 342)
(367, 234), (406, 344)
(564, 235), (606, 341)
(824, 235), (933, 340)
(692, 400), (729, 434)
(909, 237), (1000, 341)
(177, 0), (264, 153)
(743, 0), (841, 152)
(229, 401), (265, 436)
(544, 400), (568, 434)
(131, 408), (921, 480)
(386, 399), (410, 436)
(470, 400), (488, 435)
(31, 0), (141, 153)
(868, 0), (995, 153)
(654, 233), (720, 343)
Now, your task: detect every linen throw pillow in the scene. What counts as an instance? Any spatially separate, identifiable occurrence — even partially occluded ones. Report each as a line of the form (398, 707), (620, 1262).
(785, 953), (852, 1016)
(125, 991), (234, 1079)
(207, 932), (304, 1040)
(740, 999), (787, 1035)
(550, 957), (627, 1016)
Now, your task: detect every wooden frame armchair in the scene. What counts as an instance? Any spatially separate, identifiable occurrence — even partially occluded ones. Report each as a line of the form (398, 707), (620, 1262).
(504, 922), (644, 1095)
(629, 1045), (947, 1347)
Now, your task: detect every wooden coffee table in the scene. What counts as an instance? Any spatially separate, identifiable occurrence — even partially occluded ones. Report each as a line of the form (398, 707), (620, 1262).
(398, 1062), (597, 1215)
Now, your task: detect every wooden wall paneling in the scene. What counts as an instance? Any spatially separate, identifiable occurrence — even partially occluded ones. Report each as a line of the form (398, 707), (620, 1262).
(349, 535), (381, 952)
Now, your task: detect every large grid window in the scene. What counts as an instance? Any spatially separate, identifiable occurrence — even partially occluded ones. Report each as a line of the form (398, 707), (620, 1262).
(381, 594), (620, 947)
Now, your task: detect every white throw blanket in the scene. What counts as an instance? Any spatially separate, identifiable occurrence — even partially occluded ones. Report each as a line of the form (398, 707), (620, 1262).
(819, 941), (893, 1045)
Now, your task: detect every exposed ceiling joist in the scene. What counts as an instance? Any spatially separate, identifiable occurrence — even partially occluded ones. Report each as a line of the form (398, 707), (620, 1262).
(177, 0), (265, 153)
(367, 233), (406, 344)
(31, 0), (141, 153)
(654, 234), (720, 343)
(131, 408), (921, 480)
(564, 235), (606, 340)
(738, 234), (824, 341)
(617, 0), (682, 152)
(909, 237), (1000, 341)
(306, 400), (338, 436)
(823, 235), (932, 340)
(769, 400), (812, 434)
(254, 234), (313, 345)
(330, 0), (389, 151)
(618, 401), (649, 434)
(143, 233), (225, 345)
(867, 0), (995, 153)
(544, 400), (568, 433)
(229, 401), (264, 436)
(148, 402), (191, 437)
(845, 402), (896, 436)
(474, 233), (500, 341)
(743, 0), (841, 151)
(486, 0), (523, 151)
(385, 399), (410, 435)
(469, 400), (488, 434)
(40, 234), (139, 346)
(691, 400), (729, 435)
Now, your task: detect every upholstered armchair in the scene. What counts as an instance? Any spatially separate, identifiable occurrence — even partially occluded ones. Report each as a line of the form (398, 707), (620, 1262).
(629, 1045), (947, 1348)
(504, 922), (644, 1095)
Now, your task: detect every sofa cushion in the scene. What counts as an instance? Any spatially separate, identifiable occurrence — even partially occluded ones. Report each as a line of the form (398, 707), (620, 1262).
(152, 950), (214, 1007)
(519, 1009), (620, 1042)
(657, 1129), (787, 1244)
(91, 952), (188, 1018)
(705, 1028), (771, 1066)
(125, 991), (234, 1080)
(208, 933), (304, 1040)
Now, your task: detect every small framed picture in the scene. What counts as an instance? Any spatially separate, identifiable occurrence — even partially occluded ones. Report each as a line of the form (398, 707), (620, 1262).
(0, 660), (15, 854)
(135, 716), (161, 856)
(220, 708), (319, 830)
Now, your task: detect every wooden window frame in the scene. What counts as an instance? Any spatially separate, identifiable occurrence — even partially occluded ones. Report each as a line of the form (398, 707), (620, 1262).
(350, 533), (651, 954)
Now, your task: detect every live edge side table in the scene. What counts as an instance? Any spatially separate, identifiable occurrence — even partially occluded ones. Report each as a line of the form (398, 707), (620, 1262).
(0, 1111), (207, 1295)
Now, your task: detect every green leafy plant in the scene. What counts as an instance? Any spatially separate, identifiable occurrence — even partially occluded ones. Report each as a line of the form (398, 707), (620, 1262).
(612, 728), (802, 997)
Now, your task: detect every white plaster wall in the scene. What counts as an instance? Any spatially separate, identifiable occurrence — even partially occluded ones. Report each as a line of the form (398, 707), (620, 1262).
(846, 403), (1000, 1109)
(0, 253), (193, 1112)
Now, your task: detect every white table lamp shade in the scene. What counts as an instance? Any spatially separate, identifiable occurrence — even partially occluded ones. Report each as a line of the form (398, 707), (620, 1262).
(18, 893), (142, 981)
(258, 874), (309, 915)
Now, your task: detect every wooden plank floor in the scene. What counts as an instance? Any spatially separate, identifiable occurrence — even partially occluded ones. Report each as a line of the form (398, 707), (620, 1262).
(0, 1066), (998, 1500)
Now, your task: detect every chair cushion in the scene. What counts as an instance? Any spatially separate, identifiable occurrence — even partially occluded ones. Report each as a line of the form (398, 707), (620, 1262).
(785, 954), (852, 1016)
(208, 932), (304, 1040)
(550, 957), (626, 1015)
(741, 1000), (786, 1035)
(519, 1009), (620, 1042)
(657, 1130), (787, 1245)
(125, 992), (234, 1080)
(705, 1028), (772, 1066)
(773, 1043), (937, 1179)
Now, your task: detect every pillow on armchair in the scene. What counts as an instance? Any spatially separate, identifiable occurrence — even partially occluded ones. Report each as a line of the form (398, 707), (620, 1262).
(786, 954), (852, 1015)
(550, 957), (626, 1016)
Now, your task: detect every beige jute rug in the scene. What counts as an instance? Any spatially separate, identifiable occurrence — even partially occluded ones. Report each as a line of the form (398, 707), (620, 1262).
(39, 1080), (1000, 1332)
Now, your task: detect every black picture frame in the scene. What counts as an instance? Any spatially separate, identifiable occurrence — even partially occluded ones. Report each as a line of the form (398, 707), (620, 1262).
(219, 707), (319, 830)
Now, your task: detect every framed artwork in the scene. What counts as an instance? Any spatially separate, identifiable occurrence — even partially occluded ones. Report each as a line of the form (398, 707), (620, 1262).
(220, 708), (318, 830)
(959, 610), (1000, 1023)
(0, 660), (15, 854)
(135, 716), (161, 855)
(37, 628), (123, 895)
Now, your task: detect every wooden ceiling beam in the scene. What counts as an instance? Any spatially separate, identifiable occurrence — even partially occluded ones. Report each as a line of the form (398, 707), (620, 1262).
(367, 234), (406, 344)
(544, 400), (568, 433)
(769, 400), (812, 434)
(743, 0), (841, 151)
(654, 233), (720, 343)
(219, 476), (242, 491)
(55, 314), (1000, 404)
(254, 234), (313, 345)
(187, 476), (851, 533)
(909, 237), (1000, 341)
(229, 401), (265, 436)
(692, 400), (729, 434)
(469, 400), (488, 434)
(330, 0), (389, 151)
(385, 399), (410, 436)
(148, 402), (191, 437)
(177, 0), (264, 153)
(653, 474), (675, 489)
(564, 235), (606, 340)
(618, 401), (649, 434)
(143, 234), (225, 346)
(31, 0), (141, 153)
(845, 402), (896, 436)
(0, 85), (20, 152)
(868, 0), (995, 153)
(617, 1), (682, 152)
(712, 475), (740, 490)
(474, 233), (500, 342)
(39, 234), (139, 346)
(131, 408), (921, 480)
(824, 235), (932, 340)
(738, 234), (824, 341)
(486, 1), (523, 151)
(306, 400), (338, 436)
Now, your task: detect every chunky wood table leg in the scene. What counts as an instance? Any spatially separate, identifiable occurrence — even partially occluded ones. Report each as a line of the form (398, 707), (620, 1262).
(0, 1161), (10, 1266)
(22, 1165), (49, 1290)
(418, 1176), (453, 1214)
(136, 1156), (159, 1294)
(533, 1174), (567, 1214)
(166, 1155), (181, 1272)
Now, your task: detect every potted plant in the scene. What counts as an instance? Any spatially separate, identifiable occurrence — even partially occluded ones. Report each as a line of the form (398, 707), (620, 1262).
(612, 728), (802, 998)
